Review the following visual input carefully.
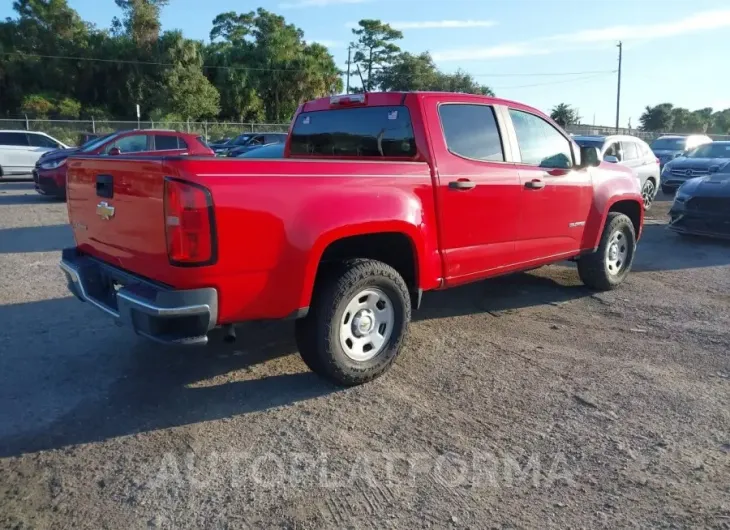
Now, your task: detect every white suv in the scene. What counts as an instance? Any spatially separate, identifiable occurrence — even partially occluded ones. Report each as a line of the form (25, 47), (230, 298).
(573, 134), (661, 210)
(0, 130), (68, 178)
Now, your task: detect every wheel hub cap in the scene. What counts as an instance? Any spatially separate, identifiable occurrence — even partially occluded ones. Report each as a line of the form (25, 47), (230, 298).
(352, 309), (375, 337)
(339, 288), (395, 362)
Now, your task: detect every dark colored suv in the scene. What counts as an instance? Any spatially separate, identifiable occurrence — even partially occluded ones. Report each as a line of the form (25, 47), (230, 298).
(34, 129), (214, 200)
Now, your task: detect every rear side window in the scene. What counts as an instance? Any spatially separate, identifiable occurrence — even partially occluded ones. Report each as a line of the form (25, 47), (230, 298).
(509, 109), (573, 169)
(290, 106), (416, 158)
(439, 104), (504, 162)
(0, 132), (30, 146)
(28, 134), (59, 148)
(154, 135), (180, 150)
(621, 141), (639, 161)
(179, 138), (188, 149)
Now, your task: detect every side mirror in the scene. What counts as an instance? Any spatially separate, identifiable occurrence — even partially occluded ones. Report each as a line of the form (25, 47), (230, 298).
(109, 147), (121, 156)
(604, 155), (619, 164)
(579, 146), (601, 168)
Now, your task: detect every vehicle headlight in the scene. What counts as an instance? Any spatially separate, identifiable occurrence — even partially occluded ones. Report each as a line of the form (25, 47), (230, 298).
(39, 159), (67, 170)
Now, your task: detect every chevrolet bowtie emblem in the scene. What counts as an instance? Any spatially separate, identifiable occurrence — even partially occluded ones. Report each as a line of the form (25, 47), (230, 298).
(96, 201), (115, 220)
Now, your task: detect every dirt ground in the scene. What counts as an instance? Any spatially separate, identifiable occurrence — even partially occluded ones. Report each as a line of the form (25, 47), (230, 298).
(1, 181), (729, 529)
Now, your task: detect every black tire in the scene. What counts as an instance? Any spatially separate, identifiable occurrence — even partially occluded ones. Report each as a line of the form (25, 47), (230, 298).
(577, 212), (636, 291)
(661, 184), (675, 195)
(642, 179), (656, 211)
(295, 259), (411, 386)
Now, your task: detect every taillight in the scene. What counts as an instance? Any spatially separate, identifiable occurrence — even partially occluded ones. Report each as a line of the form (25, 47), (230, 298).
(164, 178), (216, 266)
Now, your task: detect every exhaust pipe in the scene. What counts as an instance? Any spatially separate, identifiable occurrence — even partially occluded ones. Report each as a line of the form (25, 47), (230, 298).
(223, 324), (237, 343)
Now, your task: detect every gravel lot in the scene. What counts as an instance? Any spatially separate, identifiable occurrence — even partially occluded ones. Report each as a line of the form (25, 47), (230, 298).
(1, 181), (729, 529)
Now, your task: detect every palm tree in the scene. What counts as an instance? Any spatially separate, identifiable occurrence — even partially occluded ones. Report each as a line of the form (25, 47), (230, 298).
(550, 103), (581, 127)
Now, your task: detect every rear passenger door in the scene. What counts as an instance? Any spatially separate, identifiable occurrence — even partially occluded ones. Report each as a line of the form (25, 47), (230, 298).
(507, 108), (593, 261)
(425, 101), (522, 283)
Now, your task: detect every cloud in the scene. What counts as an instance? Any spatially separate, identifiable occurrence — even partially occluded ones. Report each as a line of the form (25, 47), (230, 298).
(433, 8), (730, 62)
(280, 0), (371, 8)
(550, 8), (730, 43)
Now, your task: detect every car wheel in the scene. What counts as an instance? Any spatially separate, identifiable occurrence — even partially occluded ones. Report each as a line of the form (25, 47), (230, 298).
(295, 259), (411, 386)
(577, 212), (636, 291)
(641, 180), (656, 210)
(661, 184), (675, 195)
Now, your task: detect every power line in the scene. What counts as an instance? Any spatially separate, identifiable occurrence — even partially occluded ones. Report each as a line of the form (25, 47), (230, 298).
(1, 51), (307, 73)
(4, 51), (617, 78)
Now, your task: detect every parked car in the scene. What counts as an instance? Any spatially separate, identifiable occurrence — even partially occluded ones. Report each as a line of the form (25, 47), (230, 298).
(573, 135), (660, 209)
(215, 133), (287, 156)
(60, 91), (643, 386)
(237, 143), (285, 158)
(207, 137), (232, 150)
(227, 134), (287, 157)
(650, 134), (712, 169)
(0, 130), (68, 178)
(668, 169), (730, 239)
(660, 141), (730, 194)
(34, 129), (214, 199)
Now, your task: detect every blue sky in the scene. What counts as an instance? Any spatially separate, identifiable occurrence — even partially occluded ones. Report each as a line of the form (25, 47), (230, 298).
(4, 0), (730, 125)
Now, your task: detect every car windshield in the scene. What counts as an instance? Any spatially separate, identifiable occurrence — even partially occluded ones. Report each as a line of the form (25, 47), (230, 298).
(80, 132), (120, 153)
(573, 138), (604, 150)
(685, 143), (730, 158)
(239, 143), (285, 159)
(651, 138), (686, 150)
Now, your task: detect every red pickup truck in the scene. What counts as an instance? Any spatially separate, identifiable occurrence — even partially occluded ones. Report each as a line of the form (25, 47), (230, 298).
(60, 92), (643, 386)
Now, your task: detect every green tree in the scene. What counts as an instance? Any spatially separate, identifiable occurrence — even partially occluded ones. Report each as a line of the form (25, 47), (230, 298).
(113, 0), (169, 47)
(158, 32), (220, 119)
(709, 109), (730, 134)
(435, 70), (494, 96)
(56, 97), (81, 118)
(639, 103), (674, 131)
(550, 103), (581, 127)
(20, 94), (55, 117)
(350, 19), (402, 91)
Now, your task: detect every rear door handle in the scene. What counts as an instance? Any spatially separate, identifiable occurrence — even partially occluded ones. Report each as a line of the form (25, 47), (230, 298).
(448, 180), (476, 191)
(525, 179), (545, 190)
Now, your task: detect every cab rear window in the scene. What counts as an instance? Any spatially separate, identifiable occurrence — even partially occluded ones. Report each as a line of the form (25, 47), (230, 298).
(289, 106), (416, 158)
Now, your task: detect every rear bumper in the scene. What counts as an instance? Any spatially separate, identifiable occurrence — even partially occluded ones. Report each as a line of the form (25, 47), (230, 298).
(60, 248), (218, 345)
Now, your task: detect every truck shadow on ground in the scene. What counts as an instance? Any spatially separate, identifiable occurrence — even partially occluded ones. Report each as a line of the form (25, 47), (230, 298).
(0, 224), (74, 253)
(0, 297), (339, 458)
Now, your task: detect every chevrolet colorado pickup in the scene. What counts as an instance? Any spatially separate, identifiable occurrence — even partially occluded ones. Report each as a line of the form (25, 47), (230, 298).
(60, 92), (644, 386)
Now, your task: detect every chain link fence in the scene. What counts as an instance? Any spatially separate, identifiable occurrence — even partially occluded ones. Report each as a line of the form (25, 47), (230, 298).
(2, 118), (729, 147)
(564, 124), (730, 142)
(0, 119), (290, 146)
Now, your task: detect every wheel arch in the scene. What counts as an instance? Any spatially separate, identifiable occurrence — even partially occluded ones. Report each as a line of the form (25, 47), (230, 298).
(300, 227), (424, 311)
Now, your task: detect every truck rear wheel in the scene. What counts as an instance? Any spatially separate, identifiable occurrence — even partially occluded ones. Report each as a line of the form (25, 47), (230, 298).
(295, 259), (411, 386)
(577, 212), (636, 291)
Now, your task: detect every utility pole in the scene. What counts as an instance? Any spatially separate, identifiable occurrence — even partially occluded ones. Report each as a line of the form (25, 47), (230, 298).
(346, 45), (352, 94)
(615, 41), (622, 132)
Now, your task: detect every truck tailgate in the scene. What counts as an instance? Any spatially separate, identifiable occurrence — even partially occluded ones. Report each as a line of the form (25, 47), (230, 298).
(66, 156), (169, 279)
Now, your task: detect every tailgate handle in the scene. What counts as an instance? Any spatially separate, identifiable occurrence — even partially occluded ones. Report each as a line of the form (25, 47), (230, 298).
(96, 174), (113, 198)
